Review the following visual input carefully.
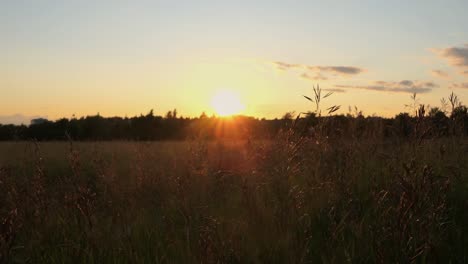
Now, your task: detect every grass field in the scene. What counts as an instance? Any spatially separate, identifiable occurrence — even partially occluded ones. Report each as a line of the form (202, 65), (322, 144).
(1, 136), (468, 263)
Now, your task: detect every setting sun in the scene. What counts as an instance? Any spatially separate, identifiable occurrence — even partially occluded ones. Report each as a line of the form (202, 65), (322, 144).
(211, 90), (245, 116)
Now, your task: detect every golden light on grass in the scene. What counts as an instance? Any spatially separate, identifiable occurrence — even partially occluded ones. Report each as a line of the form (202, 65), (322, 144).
(211, 90), (245, 116)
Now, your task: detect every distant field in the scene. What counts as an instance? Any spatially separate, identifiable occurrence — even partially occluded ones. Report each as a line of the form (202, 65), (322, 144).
(1, 138), (468, 263)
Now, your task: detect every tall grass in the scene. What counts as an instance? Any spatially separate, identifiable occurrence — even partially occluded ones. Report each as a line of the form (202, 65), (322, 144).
(1, 91), (468, 263)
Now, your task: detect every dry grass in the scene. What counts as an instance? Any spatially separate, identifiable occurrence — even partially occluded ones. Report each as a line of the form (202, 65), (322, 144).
(0, 135), (467, 263)
(2, 88), (468, 263)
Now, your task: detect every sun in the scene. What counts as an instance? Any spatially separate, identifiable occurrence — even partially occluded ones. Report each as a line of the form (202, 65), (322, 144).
(211, 90), (245, 116)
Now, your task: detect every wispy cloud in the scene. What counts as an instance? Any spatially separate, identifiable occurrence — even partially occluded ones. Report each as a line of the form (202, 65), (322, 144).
(301, 72), (328, 81)
(336, 80), (438, 94)
(272, 61), (365, 80)
(431, 69), (449, 79)
(431, 44), (468, 75)
(307, 66), (364, 75)
(0, 114), (47, 125)
(322, 88), (346, 93)
(450, 82), (468, 89)
(273, 61), (301, 71)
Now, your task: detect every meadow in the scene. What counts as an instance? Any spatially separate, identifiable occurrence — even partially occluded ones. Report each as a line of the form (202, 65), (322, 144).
(1, 133), (468, 263)
(1, 90), (468, 263)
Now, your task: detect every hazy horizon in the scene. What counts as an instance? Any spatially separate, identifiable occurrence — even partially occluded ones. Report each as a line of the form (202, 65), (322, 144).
(2, 0), (468, 124)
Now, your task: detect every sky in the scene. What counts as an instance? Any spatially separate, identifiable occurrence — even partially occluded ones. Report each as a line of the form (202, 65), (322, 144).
(1, 0), (468, 124)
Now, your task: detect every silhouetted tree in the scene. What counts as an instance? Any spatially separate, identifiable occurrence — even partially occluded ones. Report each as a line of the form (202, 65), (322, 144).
(1, 97), (468, 141)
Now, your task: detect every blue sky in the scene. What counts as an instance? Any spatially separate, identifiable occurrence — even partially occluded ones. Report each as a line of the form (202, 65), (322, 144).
(1, 0), (468, 123)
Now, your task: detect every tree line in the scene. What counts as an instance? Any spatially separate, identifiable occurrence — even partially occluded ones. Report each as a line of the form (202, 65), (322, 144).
(1, 96), (467, 141)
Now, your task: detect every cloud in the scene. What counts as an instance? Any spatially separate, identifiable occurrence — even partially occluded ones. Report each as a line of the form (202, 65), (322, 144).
(301, 72), (328, 81)
(307, 66), (364, 75)
(431, 69), (449, 79)
(336, 80), (438, 94)
(322, 88), (346, 93)
(450, 82), (468, 89)
(399, 80), (414, 86)
(273, 61), (301, 71)
(432, 44), (468, 75)
(0, 114), (47, 125)
(272, 61), (365, 80)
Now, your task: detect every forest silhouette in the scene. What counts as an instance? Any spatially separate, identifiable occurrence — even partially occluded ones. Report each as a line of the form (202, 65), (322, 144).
(1, 96), (467, 141)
